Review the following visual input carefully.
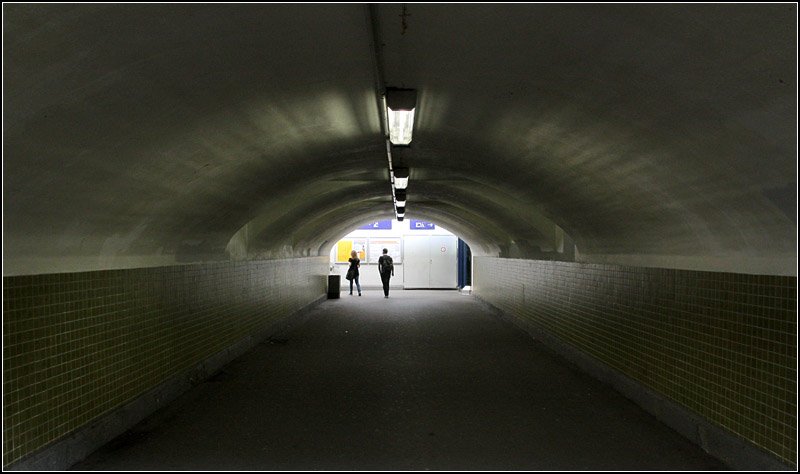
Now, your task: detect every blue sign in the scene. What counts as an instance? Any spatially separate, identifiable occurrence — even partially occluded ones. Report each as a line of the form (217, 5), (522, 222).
(359, 220), (393, 230)
(410, 220), (436, 230)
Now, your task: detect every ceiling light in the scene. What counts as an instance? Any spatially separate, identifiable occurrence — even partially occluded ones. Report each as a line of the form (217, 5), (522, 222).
(393, 167), (409, 190)
(386, 88), (417, 145)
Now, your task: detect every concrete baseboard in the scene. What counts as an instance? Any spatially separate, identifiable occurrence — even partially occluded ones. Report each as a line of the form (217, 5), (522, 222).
(475, 296), (795, 471)
(6, 294), (327, 471)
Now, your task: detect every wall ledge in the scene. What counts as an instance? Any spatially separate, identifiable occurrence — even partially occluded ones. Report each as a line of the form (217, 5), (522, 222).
(574, 252), (798, 277)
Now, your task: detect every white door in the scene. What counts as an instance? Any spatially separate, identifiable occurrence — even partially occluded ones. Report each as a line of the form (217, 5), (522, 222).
(403, 235), (458, 289)
(429, 235), (457, 288)
(403, 236), (430, 288)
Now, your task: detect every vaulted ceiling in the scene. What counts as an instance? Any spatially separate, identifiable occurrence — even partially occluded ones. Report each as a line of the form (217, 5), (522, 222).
(3, 4), (796, 276)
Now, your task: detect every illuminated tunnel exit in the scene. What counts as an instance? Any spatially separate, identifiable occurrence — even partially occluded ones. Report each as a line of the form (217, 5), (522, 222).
(329, 219), (470, 291)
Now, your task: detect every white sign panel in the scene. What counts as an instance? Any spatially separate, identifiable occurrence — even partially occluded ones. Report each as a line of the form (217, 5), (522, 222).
(369, 238), (402, 263)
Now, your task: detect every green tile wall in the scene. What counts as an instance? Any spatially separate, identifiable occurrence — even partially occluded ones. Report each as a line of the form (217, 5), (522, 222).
(2, 257), (328, 468)
(474, 257), (796, 467)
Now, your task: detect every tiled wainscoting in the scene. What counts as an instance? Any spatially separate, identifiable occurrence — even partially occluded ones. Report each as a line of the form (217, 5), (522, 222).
(2, 257), (328, 468)
(474, 257), (796, 468)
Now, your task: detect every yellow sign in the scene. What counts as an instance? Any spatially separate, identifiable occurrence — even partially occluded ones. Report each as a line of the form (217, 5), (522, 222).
(337, 240), (353, 263)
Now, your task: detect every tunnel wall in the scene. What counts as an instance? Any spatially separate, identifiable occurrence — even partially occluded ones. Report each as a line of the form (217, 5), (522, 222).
(474, 257), (796, 468)
(2, 257), (328, 468)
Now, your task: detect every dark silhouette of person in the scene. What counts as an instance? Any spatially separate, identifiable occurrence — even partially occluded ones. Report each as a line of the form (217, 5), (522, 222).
(378, 248), (394, 298)
(347, 250), (361, 296)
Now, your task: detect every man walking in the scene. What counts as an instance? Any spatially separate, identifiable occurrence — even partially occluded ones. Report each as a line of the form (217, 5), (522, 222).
(378, 248), (394, 298)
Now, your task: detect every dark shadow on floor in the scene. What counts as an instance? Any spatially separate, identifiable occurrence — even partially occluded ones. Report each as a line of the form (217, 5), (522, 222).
(72, 290), (728, 471)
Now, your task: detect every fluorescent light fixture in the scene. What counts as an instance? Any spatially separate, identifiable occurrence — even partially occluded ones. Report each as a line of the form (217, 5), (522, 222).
(395, 199), (406, 207)
(386, 88), (417, 145)
(387, 109), (415, 145)
(392, 167), (409, 190)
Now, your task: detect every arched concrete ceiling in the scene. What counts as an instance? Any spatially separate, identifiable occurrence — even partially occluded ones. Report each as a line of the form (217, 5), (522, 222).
(3, 4), (797, 276)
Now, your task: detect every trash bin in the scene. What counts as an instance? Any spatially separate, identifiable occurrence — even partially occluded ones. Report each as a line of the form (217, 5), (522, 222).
(327, 274), (340, 299)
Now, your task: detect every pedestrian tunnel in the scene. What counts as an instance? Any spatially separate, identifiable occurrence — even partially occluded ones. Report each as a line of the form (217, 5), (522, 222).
(2, 3), (796, 471)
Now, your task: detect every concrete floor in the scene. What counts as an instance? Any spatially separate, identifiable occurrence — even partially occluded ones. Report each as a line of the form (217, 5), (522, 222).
(72, 290), (727, 471)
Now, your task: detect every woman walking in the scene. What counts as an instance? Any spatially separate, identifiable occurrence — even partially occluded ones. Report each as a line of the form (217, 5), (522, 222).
(346, 249), (362, 296)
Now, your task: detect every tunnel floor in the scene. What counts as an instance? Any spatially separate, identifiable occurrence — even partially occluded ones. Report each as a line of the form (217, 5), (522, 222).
(71, 290), (727, 471)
